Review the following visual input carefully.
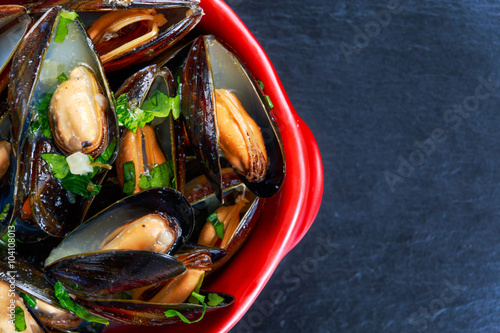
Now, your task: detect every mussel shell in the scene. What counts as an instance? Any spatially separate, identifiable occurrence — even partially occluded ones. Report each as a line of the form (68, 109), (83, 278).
(116, 63), (187, 193)
(190, 182), (265, 272)
(0, 6), (31, 94)
(45, 188), (194, 265)
(184, 167), (242, 204)
(45, 250), (186, 298)
(8, 7), (119, 237)
(34, 1), (203, 72)
(78, 290), (234, 326)
(181, 35), (286, 200)
(0, 245), (62, 310)
(181, 36), (222, 202)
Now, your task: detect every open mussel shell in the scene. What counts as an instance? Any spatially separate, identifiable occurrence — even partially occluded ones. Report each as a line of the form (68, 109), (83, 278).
(0, 245), (62, 310)
(45, 188), (194, 265)
(189, 179), (265, 272)
(0, 5), (31, 95)
(78, 291), (234, 326)
(8, 7), (119, 237)
(116, 64), (186, 192)
(182, 35), (286, 200)
(35, 0), (203, 72)
(45, 250), (186, 298)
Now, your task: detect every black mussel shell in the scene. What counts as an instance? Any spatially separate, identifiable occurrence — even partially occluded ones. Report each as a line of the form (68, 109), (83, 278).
(78, 291), (234, 326)
(45, 188), (194, 265)
(45, 250), (186, 298)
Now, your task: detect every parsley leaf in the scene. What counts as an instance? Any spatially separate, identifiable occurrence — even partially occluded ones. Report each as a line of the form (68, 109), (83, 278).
(207, 293), (225, 307)
(61, 174), (101, 199)
(0, 203), (10, 221)
(57, 72), (68, 82)
(41, 154), (69, 179)
(20, 293), (37, 308)
(164, 291), (207, 324)
(138, 161), (174, 190)
(54, 281), (109, 325)
(122, 161), (136, 195)
(14, 306), (26, 332)
(264, 95), (274, 109)
(115, 94), (139, 132)
(207, 212), (224, 239)
(115, 91), (180, 132)
(31, 93), (53, 138)
(94, 138), (116, 165)
(55, 11), (79, 43)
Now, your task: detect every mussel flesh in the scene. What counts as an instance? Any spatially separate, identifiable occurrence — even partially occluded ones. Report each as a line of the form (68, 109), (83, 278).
(48, 66), (108, 157)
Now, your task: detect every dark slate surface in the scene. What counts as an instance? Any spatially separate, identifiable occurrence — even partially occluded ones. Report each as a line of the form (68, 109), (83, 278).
(227, 0), (500, 332)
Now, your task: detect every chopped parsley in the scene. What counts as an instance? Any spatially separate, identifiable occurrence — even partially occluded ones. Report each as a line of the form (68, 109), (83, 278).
(41, 139), (115, 198)
(54, 281), (109, 325)
(115, 90), (181, 133)
(55, 11), (79, 43)
(207, 212), (224, 239)
(14, 306), (26, 332)
(122, 161), (136, 195)
(256, 79), (274, 109)
(31, 93), (53, 138)
(164, 291), (207, 324)
(264, 95), (274, 109)
(207, 293), (225, 307)
(20, 293), (37, 308)
(61, 174), (101, 199)
(41, 154), (69, 179)
(56, 72), (68, 83)
(0, 203), (10, 221)
(138, 161), (174, 190)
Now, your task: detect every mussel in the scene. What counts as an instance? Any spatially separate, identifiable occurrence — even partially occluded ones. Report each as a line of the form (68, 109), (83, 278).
(181, 35), (285, 201)
(33, 0), (204, 72)
(114, 64), (186, 194)
(0, 5), (31, 96)
(8, 7), (119, 238)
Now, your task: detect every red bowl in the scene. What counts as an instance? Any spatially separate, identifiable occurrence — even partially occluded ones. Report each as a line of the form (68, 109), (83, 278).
(106, 0), (324, 332)
(2, 0), (321, 330)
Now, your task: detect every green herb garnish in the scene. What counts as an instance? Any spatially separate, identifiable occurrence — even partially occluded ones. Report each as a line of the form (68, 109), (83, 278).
(14, 306), (26, 332)
(139, 161), (174, 190)
(61, 174), (101, 199)
(54, 281), (109, 325)
(31, 93), (53, 138)
(20, 293), (37, 308)
(257, 80), (265, 90)
(264, 95), (274, 109)
(164, 292), (207, 324)
(94, 138), (116, 165)
(57, 72), (68, 82)
(207, 293), (225, 307)
(41, 154), (69, 179)
(122, 161), (136, 195)
(0, 203), (10, 221)
(207, 212), (224, 239)
(115, 91), (180, 133)
(55, 11), (79, 43)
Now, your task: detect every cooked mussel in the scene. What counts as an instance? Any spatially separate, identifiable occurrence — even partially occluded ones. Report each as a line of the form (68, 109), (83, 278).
(8, 7), (119, 238)
(115, 64), (186, 194)
(45, 188), (194, 265)
(0, 5), (31, 95)
(0, 280), (46, 333)
(48, 66), (108, 157)
(182, 35), (285, 200)
(33, 0), (203, 72)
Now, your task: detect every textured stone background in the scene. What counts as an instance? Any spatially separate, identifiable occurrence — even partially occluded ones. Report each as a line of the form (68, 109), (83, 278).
(228, 1), (500, 332)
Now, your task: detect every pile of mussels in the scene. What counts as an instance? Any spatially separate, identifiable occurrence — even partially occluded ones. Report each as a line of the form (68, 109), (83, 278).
(0, 1), (285, 331)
